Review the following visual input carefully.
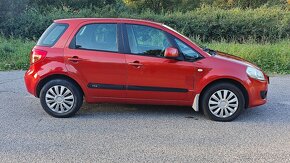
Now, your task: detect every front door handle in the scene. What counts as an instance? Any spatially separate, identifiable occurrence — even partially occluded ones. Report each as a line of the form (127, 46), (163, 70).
(68, 56), (83, 62)
(128, 61), (143, 68)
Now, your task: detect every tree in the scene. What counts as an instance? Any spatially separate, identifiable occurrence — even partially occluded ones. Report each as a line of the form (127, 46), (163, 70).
(28, 0), (117, 9)
(0, 0), (29, 23)
(123, 0), (203, 12)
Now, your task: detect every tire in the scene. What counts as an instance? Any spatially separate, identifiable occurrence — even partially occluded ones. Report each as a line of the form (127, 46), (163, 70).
(201, 83), (245, 122)
(40, 79), (83, 118)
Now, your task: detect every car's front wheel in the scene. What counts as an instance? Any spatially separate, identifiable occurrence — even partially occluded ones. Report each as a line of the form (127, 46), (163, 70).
(40, 79), (83, 118)
(201, 83), (245, 121)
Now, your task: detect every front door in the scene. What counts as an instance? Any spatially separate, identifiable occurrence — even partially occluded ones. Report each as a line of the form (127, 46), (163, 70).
(124, 24), (197, 101)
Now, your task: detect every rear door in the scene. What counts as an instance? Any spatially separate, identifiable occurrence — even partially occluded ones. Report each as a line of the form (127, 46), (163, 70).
(64, 23), (127, 98)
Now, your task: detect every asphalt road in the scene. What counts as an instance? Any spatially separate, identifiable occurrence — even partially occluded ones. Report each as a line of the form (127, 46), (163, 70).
(0, 71), (290, 163)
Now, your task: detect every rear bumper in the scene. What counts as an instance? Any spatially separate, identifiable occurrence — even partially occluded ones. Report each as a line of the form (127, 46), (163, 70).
(24, 66), (39, 97)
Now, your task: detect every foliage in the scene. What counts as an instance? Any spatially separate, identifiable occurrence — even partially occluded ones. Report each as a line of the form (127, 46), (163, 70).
(0, 0), (289, 41)
(28, 0), (120, 9)
(123, 0), (288, 12)
(209, 0), (288, 9)
(0, 0), (29, 23)
(1, 6), (289, 43)
(0, 36), (35, 70)
(0, 35), (289, 73)
(0, 0), (289, 73)
(123, 0), (187, 12)
(203, 40), (290, 74)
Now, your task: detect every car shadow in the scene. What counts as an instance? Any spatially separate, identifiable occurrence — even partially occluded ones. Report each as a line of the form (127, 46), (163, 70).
(75, 102), (290, 123)
(77, 102), (204, 120)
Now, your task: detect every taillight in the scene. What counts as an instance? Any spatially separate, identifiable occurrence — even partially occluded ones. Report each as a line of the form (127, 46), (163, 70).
(30, 49), (47, 64)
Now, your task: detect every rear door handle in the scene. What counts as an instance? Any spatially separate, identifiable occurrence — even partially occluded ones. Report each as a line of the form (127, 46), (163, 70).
(128, 61), (143, 67)
(68, 56), (83, 62)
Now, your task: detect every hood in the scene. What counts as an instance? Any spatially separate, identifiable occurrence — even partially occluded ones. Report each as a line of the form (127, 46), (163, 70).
(213, 51), (261, 70)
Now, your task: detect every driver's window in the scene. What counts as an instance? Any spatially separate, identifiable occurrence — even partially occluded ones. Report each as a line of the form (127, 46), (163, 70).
(126, 24), (172, 57)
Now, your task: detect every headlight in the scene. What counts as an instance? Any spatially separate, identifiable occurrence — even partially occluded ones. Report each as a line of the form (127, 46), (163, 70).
(246, 67), (265, 81)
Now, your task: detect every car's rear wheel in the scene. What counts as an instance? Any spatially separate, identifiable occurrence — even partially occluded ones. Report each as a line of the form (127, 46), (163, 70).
(201, 83), (245, 121)
(40, 79), (83, 118)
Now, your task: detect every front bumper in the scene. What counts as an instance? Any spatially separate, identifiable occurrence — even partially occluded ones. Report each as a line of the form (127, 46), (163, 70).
(247, 77), (269, 108)
(260, 90), (267, 99)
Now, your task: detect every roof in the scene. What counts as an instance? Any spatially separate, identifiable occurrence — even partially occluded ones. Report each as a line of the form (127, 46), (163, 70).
(54, 18), (163, 26)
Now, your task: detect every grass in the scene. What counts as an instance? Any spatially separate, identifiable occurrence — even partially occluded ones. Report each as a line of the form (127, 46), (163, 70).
(0, 36), (289, 74)
(0, 36), (35, 70)
(203, 40), (290, 74)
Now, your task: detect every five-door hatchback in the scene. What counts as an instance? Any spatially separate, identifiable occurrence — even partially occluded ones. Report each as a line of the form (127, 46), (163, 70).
(24, 18), (269, 121)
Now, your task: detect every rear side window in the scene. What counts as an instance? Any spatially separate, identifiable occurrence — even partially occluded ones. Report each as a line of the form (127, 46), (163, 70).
(37, 23), (68, 47)
(73, 23), (118, 52)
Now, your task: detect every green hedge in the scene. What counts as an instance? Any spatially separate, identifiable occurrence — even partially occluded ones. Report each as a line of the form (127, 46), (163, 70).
(1, 6), (290, 42)
(205, 40), (290, 74)
(0, 36), (35, 70)
(1, 35), (289, 73)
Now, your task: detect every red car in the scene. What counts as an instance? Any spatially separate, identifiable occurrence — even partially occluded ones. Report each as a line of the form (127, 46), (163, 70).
(24, 18), (269, 121)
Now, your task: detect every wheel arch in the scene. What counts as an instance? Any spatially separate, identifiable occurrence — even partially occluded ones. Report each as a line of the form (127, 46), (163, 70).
(36, 74), (85, 98)
(199, 78), (249, 108)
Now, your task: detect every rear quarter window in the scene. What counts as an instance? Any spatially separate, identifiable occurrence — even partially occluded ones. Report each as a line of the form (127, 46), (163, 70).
(37, 23), (68, 47)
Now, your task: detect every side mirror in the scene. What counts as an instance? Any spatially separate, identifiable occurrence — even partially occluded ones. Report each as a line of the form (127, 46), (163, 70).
(164, 47), (179, 59)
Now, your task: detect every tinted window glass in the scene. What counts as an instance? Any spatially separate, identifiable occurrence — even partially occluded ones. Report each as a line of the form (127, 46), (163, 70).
(75, 24), (117, 52)
(37, 23), (68, 47)
(175, 39), (200, 59)
(126, 24), (172, 57)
